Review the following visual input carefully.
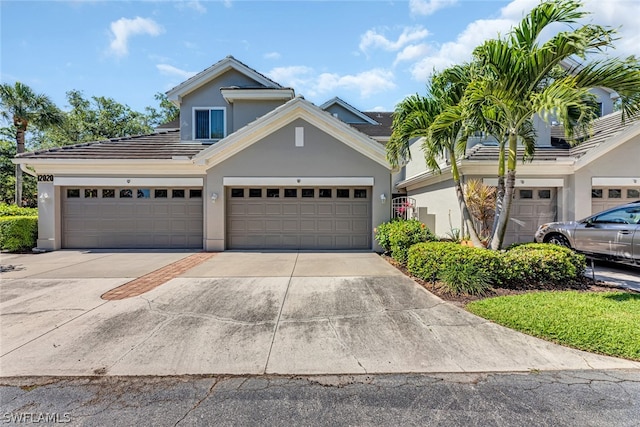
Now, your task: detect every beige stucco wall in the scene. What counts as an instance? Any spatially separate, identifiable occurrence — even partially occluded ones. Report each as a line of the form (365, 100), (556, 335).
(204, 118), (392, 251)
(406, 178), (460, 238)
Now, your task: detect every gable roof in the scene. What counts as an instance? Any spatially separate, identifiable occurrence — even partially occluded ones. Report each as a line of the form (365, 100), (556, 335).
(193, 96), (390, 169)
(350, 112), (392, 139)
(166, 56), (283, 105)
(320, 97), (379, 124)
(15, 130), (207, 160)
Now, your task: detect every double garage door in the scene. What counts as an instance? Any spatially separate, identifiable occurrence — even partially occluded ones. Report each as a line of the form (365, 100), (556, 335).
(226, 186), (372, 250)
(62, 187), (203, 249)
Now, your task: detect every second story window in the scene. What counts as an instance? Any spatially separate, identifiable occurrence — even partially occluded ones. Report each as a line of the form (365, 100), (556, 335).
(194, 107), (225, 140)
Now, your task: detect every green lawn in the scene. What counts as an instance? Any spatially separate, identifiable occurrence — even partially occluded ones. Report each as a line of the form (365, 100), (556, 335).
(466, 291), (640, 361)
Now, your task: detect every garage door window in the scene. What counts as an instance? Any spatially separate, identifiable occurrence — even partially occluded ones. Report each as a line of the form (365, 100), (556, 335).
(155, 189), (167, 198)
(519, 189), (533, 199)
(190, 189), (202, 198)
(284, 188), (297, 198)
(302, 188), (314, 198)
(249, 189), (262, 197)
(120, 189), (133, 198)
(267, 188), (280, 198)
(354, 189), (367, 199)
(172, 189), (185, 198)
(608, 189), (621, 199)
(137, 189), (151, 198)
(102, 189), (115, 198)
(84, 189), (98, 198)
(67, 189), (80, 198)
(337, 189), (349, 198)
(628, 189), (640, 198)
(319, 189), (332, 198)
(592, 189), (603, 198)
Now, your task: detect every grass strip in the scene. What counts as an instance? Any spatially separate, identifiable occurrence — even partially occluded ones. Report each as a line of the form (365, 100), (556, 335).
(467, 291), (640, 361)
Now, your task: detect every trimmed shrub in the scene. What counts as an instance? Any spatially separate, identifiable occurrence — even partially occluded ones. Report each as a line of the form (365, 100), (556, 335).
(0, 215), (38, 252)
(375, 219), (436, 264)
(499, 243), (586, 287)
(407, 242), (463, 283)
(0, 203), (37, 217)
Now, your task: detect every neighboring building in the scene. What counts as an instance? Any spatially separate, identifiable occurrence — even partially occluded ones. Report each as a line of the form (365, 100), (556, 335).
(15, 56), (393, 251)
(396, 95), (640, 246)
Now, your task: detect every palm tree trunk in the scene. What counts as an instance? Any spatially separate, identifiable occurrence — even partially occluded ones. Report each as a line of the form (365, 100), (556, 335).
(450, 151), (483, 247)
(15, 128), (25, 206)
(490, 133), (517, 250)
(488, 138), (506, 248)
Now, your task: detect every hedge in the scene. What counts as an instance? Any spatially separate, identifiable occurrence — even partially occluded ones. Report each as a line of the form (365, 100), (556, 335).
(0, 203), (38, 217)
(375, 219), (437, 264)
(0, 215), (38, 252)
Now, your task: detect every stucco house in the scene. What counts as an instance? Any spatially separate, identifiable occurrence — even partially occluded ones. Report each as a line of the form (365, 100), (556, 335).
(395, 87), (640, 246)
(15, 56), (394, 252)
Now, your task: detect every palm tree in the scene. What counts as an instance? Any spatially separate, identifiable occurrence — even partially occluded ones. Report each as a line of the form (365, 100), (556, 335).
(387, 65), (484, 247)
(0, 82), (63, 205)
(468, 0), (640, 250)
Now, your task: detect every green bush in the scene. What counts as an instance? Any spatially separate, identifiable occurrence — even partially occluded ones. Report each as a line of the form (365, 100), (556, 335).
(0, 215), (38, 252)
(375, 219), (436, 264)
(499, 243), (586, 287)
(440, 262), (492, 296)
(407, 242), (463, 283)
(0, 202), (38, 217)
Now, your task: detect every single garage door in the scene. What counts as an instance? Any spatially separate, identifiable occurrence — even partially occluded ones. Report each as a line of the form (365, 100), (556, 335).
(62, 187), (203, 249)
(505, 187), (557, 246)
(592, 187), (640, 213)
(226, 186), (371, 250)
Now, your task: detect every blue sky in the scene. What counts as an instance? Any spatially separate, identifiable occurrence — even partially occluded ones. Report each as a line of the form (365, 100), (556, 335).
(2, 0), (639, 115)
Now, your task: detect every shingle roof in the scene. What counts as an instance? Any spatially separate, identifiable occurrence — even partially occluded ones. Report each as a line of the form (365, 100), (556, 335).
(465, 144), (572, 161)
(350, 112), (392, 138)
(568, 111), (639, 158)
(17, 130), (208, 160)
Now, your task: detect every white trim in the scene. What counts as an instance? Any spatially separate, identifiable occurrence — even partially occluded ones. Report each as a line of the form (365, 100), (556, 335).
(482, 178), (564, 187)
(319, 97), (378, 125)
(223, 177), (374, 186)
(221, 88), (294, 103)
(192, 107), (226, 141)
(54, 177), (204, 187)
(592, 177), (640, 186)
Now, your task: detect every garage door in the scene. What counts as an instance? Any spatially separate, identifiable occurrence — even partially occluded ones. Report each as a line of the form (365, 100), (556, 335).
(505, 187), (557, 246)
(226, 187), (371, 250)
(62, 187), (203, 249)
(592, 187), (640, 213)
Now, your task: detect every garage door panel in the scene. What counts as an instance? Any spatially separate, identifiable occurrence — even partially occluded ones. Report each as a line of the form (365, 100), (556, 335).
(226, 186), (372, 250)
(62, 187), (203, 249)
(505, 187), (556, 246)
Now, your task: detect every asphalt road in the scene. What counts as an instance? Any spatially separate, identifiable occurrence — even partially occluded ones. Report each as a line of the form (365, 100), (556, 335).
(2, 370), (639, 426)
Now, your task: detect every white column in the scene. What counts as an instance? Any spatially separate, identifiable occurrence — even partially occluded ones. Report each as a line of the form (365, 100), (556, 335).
(36, 181), (59, 250)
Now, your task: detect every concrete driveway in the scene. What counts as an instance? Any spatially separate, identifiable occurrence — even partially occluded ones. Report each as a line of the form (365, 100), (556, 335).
(1, 250), (639, 377)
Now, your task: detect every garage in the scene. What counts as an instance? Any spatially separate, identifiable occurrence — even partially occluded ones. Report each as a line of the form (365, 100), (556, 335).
(505, 187), (557, 246)
(62, 187), (203, 249)
(226, 186), (371, 250)
(592, 187), (640, 213)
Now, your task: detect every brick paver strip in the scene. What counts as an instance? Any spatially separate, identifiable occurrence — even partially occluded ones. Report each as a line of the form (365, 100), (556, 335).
(101, 252), (217, 300)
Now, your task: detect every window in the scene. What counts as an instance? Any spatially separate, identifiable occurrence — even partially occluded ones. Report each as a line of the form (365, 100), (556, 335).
(137, 189), (150, 198)
(266, 188), (280, 198)
(593, 207), (636, 224)
(628, 189), (640, 199)
(284, 188), (297, 198)
(319, 189), (332, 198)
(155, 189), (168, 198)
(231, 188), (244, 198)
(538, 189), (551, 199)
(354, 189), (367, 199)
(519, 190), (533, 199)
(301, 188), (314, 198)
(591, 189), (603, 199)
(67, 189), (80, 198)
(337, 189), (349, 198)
(249, 188), (262, 198)
(194, 108), (225, 140)
(189, 189), (202, 198)
(84, 189), (98, 198)
(102, 189), (115, 198)
(120, 189), (133, 198)
(172, 189), (185, 198)
(608, 189), (622, 199)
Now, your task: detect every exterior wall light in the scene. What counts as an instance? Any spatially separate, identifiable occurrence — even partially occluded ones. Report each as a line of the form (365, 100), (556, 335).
(39, 192), (50, 204)
(211, 192), (218, 203)
(380, 193), (386, 204)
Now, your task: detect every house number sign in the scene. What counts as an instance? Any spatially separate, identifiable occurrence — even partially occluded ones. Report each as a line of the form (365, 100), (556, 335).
(37, 174), (54, 182)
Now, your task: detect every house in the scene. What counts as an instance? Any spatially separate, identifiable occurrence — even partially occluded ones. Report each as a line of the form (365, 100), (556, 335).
(15, 56), (393, 251)
(395, 86), (640, 246)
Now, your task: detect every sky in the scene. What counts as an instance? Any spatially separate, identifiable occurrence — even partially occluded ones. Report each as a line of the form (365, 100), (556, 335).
(2, 0), (640, 115)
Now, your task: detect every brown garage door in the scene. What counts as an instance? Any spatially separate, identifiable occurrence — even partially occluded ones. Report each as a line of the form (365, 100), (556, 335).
(226, 187), (371, 250)
(62, 187), (203, 249)
(505, 187), (557, 246)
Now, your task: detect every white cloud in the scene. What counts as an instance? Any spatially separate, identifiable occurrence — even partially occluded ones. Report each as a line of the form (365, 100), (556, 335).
(268, 66), (395, 99)
(360, 26), (430, 53)
(156, 64), (197, 80)
(107, 17), (163, 57)
(409, 0), (457, 16)
(182, 1), (207, 14)
(264, 51), (281, 60)
(394, 43), (432, 66)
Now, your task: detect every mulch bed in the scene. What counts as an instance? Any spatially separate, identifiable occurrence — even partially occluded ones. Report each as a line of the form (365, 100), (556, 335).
(380, 254), (629, 308)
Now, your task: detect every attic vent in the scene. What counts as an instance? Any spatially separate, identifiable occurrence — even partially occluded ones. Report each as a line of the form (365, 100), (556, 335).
(332, 113), (338, 118)
(377, 113), (382, 118)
